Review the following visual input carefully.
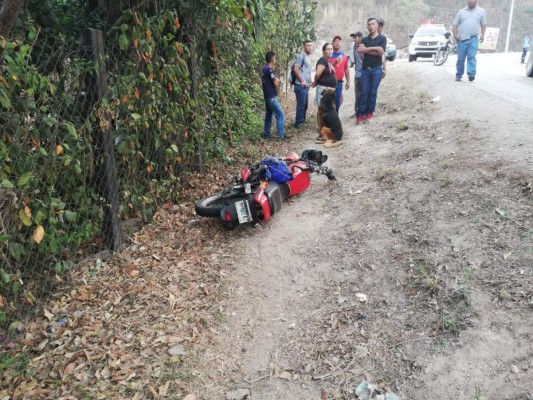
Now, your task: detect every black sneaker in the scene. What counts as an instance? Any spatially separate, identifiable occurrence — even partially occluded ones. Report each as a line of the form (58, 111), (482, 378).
(468, 75), (475, 81)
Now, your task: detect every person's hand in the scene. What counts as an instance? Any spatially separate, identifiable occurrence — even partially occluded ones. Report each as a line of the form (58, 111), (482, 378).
(311, 80), (316, 88)
(382, 70), (387, 80)
(454, 34), (459, 41)
(376, 47), (385, 56)
(480, 35), (484, 43)
(300, 79), (307, 88)
(345, 81), (350, 89)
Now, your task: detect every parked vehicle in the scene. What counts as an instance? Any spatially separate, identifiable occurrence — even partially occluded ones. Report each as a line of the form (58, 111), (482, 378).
(386, 40), (397, 61)
(195, 149), (336, 228)
(527, 51), (533, 78)
(348, 38), (396, 66)
(408, 24), (447, 62)
(433, 32), (454, 66)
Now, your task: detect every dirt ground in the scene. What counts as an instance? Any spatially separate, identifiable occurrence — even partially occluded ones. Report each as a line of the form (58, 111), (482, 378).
(188, 61), (533, 399)
(2, 60), (533, 400)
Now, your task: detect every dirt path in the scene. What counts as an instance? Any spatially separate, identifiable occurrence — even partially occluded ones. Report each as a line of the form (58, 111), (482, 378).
(194, 59), (533, 399)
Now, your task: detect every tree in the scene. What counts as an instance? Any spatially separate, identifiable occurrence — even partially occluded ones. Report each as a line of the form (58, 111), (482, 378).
(0, 0), (22, 38)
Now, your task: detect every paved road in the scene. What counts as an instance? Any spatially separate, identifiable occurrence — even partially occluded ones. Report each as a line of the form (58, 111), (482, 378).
(410, 52), (533, 111)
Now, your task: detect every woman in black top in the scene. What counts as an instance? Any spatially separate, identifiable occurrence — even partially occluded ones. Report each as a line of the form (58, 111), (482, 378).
(312, 43), (337, 104)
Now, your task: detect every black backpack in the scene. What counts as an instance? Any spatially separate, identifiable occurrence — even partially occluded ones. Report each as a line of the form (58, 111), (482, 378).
(289, 54), (305, 86)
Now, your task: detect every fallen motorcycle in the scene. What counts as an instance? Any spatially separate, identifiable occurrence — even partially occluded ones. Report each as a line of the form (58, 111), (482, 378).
(195, 149), (336, 228)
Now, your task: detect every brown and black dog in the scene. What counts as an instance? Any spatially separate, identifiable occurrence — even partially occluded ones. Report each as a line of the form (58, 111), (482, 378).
(316, 87), (343, 148)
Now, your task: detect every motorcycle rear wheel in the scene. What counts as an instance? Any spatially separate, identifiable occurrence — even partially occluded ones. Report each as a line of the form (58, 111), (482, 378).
(434, 50), (448, 66)
(195, 189), (249, 218)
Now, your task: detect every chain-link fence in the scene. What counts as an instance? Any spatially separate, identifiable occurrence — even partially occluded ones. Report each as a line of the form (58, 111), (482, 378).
(0, 28), (120, 334)
(0, 13), (210, 334)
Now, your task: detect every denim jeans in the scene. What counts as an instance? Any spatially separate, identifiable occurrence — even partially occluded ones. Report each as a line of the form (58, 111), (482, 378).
(294, 84), (309, 126)
(263, 97), (285, 138)
(522, 48), (528, 63)
(354, 77), (361, 113)
(456, 37), (479, 78)
(334, 81), (344, 112)
(357, 66), (383, 117)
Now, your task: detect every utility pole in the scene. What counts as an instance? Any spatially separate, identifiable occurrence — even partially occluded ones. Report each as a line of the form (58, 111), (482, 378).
(504, 0), (515, 52)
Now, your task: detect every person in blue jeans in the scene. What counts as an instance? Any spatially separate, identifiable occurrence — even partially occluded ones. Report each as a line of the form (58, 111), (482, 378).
(261, 51), (285, 139)
(452, 0), (487, 82)
(355, 18), (386, 125)
(292, 40), (313, 128)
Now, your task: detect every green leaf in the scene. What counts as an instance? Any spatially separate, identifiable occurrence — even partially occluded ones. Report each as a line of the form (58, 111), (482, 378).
(64, 210), (77, 222)
(0, 90), (12, 109)
(34, 211), (45, 225)
(1, 179), (14, 189)
(170, 144), (179, 153)
(54, 262), (63, 274)
(18, 209), (31, 226)
(42, 116), (58, 126)
(63, 122), (77, 137)
(0, 234), (12, 241)
(9, 242), (25, 261)
(120, 23), (129, 33)
(38, 147), (48, 156)
(119, 34), (129, 49)
(131, 113), (141, 120)
(18, 172), (33, 188)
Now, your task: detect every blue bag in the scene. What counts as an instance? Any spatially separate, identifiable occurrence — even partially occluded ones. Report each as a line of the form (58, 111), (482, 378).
(260, 157), (293, 183)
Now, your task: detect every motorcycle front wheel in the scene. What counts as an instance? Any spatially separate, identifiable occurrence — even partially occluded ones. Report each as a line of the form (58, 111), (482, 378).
(195, 189), (250, 218)
(434, 50), (448, 66)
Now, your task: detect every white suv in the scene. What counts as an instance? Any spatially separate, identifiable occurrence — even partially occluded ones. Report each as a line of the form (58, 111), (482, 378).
(408, 24), (447, 62)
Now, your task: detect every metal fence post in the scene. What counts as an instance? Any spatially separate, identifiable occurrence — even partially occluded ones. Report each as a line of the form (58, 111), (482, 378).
(81, 28), (123, 251)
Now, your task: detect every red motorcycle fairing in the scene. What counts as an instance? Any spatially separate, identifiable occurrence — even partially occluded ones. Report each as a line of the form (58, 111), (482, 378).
(241, 168), (252, 182)
(287, 162), (311, 196)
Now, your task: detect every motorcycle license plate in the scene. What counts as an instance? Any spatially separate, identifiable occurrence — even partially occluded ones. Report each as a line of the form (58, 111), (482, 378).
(235, 200), (252, 224)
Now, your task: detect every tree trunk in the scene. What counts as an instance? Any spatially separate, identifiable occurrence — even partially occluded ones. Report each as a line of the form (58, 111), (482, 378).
(0, 0), (22, 38)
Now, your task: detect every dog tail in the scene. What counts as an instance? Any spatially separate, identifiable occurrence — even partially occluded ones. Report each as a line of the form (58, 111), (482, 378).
(322, 140), (343, 148)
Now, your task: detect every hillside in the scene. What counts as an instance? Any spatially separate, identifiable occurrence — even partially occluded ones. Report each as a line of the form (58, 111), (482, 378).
(317, 0), (533, 53)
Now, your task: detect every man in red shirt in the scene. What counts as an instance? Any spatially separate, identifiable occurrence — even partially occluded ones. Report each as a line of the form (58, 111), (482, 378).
(330, 35), (350, 113)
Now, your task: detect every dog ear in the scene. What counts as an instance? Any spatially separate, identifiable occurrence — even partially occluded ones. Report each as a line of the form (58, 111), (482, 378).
(321, 154), (328, 164)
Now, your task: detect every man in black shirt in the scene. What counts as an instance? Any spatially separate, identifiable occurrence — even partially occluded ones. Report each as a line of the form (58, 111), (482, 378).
(356, 17), (387, 125)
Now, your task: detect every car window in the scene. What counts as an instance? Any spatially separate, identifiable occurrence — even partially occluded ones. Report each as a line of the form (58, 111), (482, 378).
(415, 27), (445, 36)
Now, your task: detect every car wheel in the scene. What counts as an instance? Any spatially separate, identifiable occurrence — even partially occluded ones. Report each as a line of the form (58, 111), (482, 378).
(387, 56), (396, 62)
(527, 52), (533, 77)
(408, 55), (417, 62)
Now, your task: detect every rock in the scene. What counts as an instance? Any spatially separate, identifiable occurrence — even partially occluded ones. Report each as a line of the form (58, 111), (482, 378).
(356, 293), (368, 303)
(510, 364), (519, 374)
(355, 345), (369, 358)
(304, 364), (313, 374)
(167, 345), (187, 356)
(278, 371), (292, 380)
(226, 389), (250, 400)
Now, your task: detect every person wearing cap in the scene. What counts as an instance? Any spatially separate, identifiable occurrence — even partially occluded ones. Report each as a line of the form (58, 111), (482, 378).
(292, 40), (313, 128)
(330, 35), (350, 113)
(349, 32), (363, 117)
(376, 18), (387, 80)
(356, 17), (386, 125)
(522, 33), (531, 64)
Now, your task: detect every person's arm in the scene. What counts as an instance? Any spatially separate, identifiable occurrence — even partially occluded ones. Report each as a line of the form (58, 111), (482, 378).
(380, 36), (387, 79)
(452, 26), (459, 41)
(273, 76), (280, 88)
(480, 11), (487, 43)
(344, 56), (350, 89)
(358, 46), (384, 56)
(293, 54), (307, 87)
(311, 64), (325, 88)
